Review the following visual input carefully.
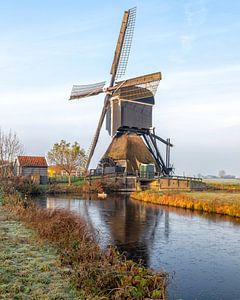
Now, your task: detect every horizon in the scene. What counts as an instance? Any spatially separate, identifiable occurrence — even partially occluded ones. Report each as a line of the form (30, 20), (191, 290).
(1, 0), (239, 177)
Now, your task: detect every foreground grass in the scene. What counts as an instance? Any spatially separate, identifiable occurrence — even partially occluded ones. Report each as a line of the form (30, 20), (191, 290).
(131, 190), (240, 218)
(0, 206), (81, 300)
(1, 191), (167, 300)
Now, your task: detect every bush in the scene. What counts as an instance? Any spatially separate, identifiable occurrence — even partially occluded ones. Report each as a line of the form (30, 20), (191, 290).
(0, 176), (42, 196)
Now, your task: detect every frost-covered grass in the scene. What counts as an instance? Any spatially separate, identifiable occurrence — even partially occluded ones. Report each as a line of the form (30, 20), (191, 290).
(0, 207), (81, 300)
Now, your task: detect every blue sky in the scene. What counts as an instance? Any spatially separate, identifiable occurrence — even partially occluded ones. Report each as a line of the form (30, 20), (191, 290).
(0, 0), (240, 176)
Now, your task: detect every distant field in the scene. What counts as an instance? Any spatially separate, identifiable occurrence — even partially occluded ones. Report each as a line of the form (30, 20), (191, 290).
(204, 179), (240, 191)
(204, 179), (240, 185)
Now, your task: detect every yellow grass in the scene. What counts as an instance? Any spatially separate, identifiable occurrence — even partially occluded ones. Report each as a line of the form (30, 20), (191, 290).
(131, 191), (240, 218)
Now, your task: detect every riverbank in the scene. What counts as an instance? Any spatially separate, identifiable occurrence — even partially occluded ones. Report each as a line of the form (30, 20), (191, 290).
(131, 190), (240, 218)
(0, 205), (81, 299)
(1, 177), (107, 196)
(1, 191), (167, 300)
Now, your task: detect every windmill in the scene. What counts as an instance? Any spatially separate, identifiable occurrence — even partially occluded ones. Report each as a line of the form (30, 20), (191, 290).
(69, 7), (173, 176)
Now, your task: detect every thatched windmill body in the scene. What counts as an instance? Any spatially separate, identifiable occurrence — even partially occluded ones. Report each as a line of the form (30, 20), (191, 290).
(69, 7), (173, 176)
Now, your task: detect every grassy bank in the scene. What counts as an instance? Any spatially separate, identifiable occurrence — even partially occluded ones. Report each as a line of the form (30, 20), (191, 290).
(1, 176), (119, 196)
(131, 190), (240, 218)
(41, 180), (103, 194)
(41, 177), (122, 195)
(1, 192), (167, 300)
(0, 177), (104, 197)
(0, 205), (81, 299)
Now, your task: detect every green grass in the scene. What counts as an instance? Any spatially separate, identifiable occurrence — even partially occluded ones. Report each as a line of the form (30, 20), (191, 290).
(49, 176), (85, 184)
(0, 206), (82, 300)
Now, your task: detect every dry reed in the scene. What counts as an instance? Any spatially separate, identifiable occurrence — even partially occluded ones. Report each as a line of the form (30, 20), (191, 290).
(131, 191), (240, 218)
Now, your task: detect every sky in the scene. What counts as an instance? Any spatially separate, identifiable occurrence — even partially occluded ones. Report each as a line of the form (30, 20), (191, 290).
(0, 0), (240, 177)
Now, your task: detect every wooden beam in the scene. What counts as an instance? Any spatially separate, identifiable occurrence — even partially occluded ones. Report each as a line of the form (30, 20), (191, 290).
(110, 10), (130, 77)
(108, 72), (162, 91)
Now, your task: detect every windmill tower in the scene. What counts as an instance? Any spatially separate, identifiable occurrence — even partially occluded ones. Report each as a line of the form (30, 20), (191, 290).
(69, 7), (173, 176)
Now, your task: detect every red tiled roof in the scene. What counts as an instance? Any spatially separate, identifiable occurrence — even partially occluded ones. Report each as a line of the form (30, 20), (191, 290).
(17, 156), (48, 167)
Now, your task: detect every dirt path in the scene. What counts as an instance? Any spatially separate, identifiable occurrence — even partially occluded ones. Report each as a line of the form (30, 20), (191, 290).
(0, 206), (81, 300)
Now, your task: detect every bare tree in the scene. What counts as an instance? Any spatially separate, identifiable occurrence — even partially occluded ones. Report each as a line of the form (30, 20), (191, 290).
(0, 128), (23, 177)
(219, 170), (226, 178)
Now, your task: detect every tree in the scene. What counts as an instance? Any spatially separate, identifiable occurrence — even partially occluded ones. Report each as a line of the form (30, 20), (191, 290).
(0, 128), (23, 177)
(48, 140), (86, 185)
(219, 170), (226, 178)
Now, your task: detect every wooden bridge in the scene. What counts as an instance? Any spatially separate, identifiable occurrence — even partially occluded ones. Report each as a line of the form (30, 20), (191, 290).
(88, 173), (206, 192)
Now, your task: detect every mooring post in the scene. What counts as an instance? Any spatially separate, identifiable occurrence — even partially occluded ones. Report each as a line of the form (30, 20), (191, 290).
(124, 175), (127, 191)
(89, 173), (91, 187)
(158, 172), (160, 191)
(135, 170), (138, 191)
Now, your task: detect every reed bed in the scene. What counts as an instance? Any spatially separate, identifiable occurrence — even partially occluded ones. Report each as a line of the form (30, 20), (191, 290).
(3, 194), (167, 300)
(131, 191), (240, 218)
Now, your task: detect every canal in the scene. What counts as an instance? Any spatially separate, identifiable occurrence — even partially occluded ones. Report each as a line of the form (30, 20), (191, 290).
(38, 194), (240, 300)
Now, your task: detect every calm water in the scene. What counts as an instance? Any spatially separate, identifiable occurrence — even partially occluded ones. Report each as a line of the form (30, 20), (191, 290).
(38, 194), (240, 300)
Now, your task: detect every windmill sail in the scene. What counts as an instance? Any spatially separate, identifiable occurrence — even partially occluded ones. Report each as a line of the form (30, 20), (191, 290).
(84, 94), (111, 171)
(69, 81), (106, 100)
(83, 8), (137, 171)
(110, 7), (137, 81)
(70, 8), (140, 172)
(109, 72), (161, 102)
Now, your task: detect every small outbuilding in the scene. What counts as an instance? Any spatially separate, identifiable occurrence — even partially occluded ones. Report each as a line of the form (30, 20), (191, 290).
(14, 156), (48, 184)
